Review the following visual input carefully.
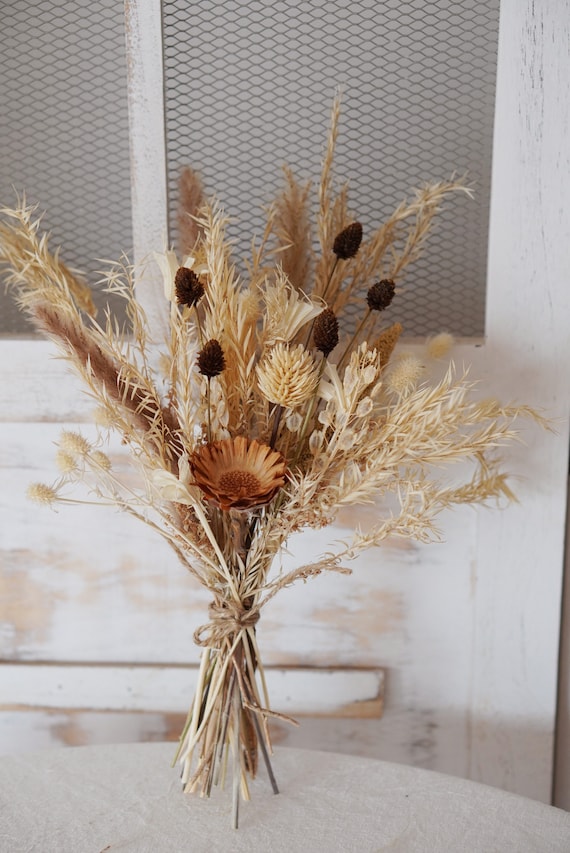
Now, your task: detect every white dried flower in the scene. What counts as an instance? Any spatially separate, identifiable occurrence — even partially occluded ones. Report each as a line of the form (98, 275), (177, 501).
(59, 431), (91, 457)
(355, 397), (374, 418)
(93, 407), (114, 428)
(264, 277), (322, 344)
(387, 356), (425, 397)
(318, 407), (334, 427)
(256, 344), (320, 408)
(309, 430), (324, 454)
(55, 450), (78, 474)
(27, 482), (59, 506)
(285, 411), (303, 432)
(338, 430), (356, 451)
(363, 364), (378, 385)
(89, 450), (112, 471)
(427, 332), (454, 360)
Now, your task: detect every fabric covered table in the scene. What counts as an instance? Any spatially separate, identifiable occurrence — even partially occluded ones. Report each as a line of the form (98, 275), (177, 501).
(0, 743), (568, 852)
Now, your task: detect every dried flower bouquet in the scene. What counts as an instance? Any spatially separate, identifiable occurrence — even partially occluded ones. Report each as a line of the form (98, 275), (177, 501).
(0, 100), (541, 826)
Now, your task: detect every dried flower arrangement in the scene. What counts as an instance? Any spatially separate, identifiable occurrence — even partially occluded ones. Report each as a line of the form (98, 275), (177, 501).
(0, 99), (542, 827)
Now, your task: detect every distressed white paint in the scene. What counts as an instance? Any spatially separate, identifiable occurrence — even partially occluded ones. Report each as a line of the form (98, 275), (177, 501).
(0, 0), (568, 809)
(0, 664), (383, 717)
(124, 0), (169, 335)
(554, 477), (570, 809)
(467, 0), (570, 802)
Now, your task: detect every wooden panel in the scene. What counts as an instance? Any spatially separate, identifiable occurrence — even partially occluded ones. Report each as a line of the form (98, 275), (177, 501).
(467, 0), (570, 802)
(0, 664), (384, 717)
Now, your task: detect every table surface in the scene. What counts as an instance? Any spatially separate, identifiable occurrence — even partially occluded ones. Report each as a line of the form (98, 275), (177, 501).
(0, 742), (569, 852)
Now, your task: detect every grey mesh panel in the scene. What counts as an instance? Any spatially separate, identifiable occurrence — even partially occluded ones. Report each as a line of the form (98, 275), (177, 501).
(0, 0), (132, 335)
(163, 0), (499, 337)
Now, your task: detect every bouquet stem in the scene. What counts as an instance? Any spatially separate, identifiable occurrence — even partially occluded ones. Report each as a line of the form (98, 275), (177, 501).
(174, 621), (280, 828)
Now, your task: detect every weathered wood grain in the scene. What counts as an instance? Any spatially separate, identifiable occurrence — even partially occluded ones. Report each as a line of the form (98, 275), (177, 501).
(0, 664), (384, 717)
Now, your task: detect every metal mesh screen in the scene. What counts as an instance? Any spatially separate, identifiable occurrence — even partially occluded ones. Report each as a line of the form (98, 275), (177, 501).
(0, 0), (132, 335)
(163, 0), (499, 337)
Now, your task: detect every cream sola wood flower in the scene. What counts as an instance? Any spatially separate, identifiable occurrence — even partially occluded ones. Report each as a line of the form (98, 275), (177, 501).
(262, 275), (322, 345)
(190, 436), (287, 511)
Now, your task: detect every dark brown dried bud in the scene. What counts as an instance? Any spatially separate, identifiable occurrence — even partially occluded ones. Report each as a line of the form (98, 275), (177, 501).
(175, 266), (204, 307)
(313, 308), (339, 357)
(197, 339), (226, 377)
(367, 279), (395, 312)
(332, 222), (363, 260)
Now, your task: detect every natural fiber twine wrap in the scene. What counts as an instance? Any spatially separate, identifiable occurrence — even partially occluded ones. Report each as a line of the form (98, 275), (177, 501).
(193, 599), (261, 649)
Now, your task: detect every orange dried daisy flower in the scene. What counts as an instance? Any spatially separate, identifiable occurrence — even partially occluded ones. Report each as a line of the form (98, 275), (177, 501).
(190, 436), (287, 511)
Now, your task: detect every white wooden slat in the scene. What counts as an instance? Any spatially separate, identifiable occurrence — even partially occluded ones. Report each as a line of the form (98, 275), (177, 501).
(0, 341), (92, 423)
(469, 0), (570, 802)
(0, 664), (383, 717)
(554, 476), (570, 809)
(125, 0), (170, 338)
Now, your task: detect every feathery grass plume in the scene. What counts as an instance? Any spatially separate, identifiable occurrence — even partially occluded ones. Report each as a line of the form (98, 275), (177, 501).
(0, 96), (546, 827)
(0, 202), (97, 317)
(427, 332), (455, 359)
(272, 165), (313, 292)
(374, 321), (403, 368)
(177, 166), (205, 256)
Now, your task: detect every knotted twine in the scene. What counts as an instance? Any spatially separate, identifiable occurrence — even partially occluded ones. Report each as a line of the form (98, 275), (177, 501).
(193, 598), (260, 650)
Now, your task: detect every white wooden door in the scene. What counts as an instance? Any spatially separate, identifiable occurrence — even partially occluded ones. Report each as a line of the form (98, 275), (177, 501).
(1, 0), (568, 807)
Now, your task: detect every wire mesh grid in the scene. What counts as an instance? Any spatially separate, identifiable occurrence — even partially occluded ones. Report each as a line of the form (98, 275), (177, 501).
(0, 0), (132, 334)
(163, 0), (499, 338)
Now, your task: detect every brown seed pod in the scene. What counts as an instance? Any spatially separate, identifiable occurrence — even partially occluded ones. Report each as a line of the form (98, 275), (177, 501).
(175, 267), (205, 307)
(332, 222), (363, 260)
(197, 339), (226, 377)
(313, 308), (339, 357)
(366, 279), (396, 312)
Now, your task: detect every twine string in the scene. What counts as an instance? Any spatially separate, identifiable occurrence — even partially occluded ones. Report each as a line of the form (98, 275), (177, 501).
(194, 599), (260, 648)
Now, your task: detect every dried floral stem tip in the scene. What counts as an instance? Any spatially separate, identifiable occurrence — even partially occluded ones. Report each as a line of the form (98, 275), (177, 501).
(197, 339), (226, 377)
(191, 436), (286, 511)
(367, 279), (396, 312)
(332, 222), (363, 259)
(175, 267), (205, 307)
(313, 308), (339, 358)
(375, 321), (403, 368)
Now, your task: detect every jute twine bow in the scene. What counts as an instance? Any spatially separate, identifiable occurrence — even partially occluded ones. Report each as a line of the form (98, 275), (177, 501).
(194, 599), (260, 649)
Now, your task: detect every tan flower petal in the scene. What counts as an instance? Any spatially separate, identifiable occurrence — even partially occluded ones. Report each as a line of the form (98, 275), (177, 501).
(191, 436), (287, 511)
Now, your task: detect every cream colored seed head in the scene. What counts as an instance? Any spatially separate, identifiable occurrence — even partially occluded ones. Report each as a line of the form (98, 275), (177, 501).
(427, 332), (454, 360)
(27, 482), (59, 506)
(55, 450), (78, 474)
(89, 450), (112, 471)
(387, 356), (425, 397)
(256, 344), (320, 408)
(59, 430), (91, 456)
